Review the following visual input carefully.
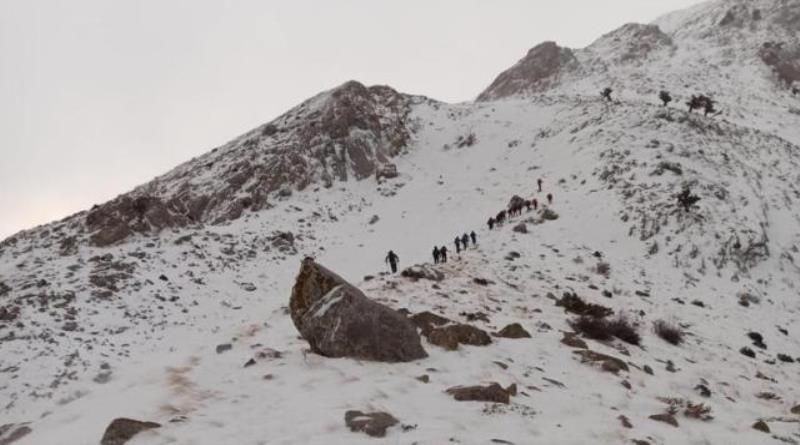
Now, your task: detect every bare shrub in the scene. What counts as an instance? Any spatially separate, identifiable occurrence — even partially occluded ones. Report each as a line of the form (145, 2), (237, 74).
(571, 314), (641, 345)
(654, 320), (685, 346)
(557, 292), (613, 318)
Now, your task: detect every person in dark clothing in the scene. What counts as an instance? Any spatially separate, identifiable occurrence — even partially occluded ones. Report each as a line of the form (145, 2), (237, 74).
(532, 198), (538, 210)
(525, 200), (532, 211)
(385, 250), (399, 273)
(488, 217), (495, 230)
(547, 193), (553, 204)
(461, 233), (469, 248)
(440, 246), (448, 263)
(454, 237), (461, 254)
(433, 246), (440, 264)
(537, 178), (543, 192)
(470, 231), (477, 245)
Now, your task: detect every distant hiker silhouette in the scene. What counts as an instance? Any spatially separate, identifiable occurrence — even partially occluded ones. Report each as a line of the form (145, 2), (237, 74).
(433, 246), (441, 264)
(547, 193), (553, 204)
(537, 178), (543, 192)
(532, 198), (538, 210)
(470, 231), (477, 246)
(385, 250), (399, 273)
(454, 237), (461, 254)
(440, 246), (448, 263)
(461, 233), (469, 248)
(524, 200), (532, 211)
(487, 217), (495, 230)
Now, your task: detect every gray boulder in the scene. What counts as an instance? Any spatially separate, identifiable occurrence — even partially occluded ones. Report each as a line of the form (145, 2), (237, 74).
(290, 258), (427, 362)
(100, 418), (160, 445)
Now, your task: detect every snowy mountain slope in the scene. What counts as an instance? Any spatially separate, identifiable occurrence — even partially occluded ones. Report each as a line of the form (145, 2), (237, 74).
(2, 0), (800, 444)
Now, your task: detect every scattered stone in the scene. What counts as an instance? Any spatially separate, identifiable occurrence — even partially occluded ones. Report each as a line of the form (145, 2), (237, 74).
(425, 323), (492, 350)
(216, 343), (233, 354)
(695, 384), (711, 398)
(618, 415), (633, 428)
(100, 418), (161, 445)
(740, 347), (756, 358)
(649, 413), (679, 427)
(460, 311), (490, 323)
(368, 215), (380, 225)
(416, 375), (430, 384)
(473, 277), (494, 286)
(512, 223), (528, 234)
(494, 323), (531, 339)
(62, 321), (79, 332)
(0, 423), (32, 445)
(290, 258), (427, 362)
(791, 405), (800, 415)
(561, 332), (588, 349)
(410, 311), (451, 333)
(574, 350), (629, 374)
(239, 282), (257, 292)
(446, 383), (515, 404)
(344, 410), (398, 438)
(244, 358), (257, 368)
(777, 353), (795, 363)
(643, 364), (654, 375)
(752, 420), (770, 433)
(401, 265), (444, 282)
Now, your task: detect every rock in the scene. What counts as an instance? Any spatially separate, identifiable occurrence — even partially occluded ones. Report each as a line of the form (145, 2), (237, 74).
(752, 420), (770, 433)
(574, 350), (629, 374)
(512, 223), (528, 234)
(425, 323), (492, 350)
(216, 343), (233, 354)
(416, 374), (430, 383)
(410, 311), (451, 333)
(401, 265), (444, 282)
(618, 415), (633, 428)
(290, 258), (427, 362)
(344, 410), (398, 438)
(494, 323), (531, 339)
(62, 321), (79, 332)
(244, 358), (257, 368)
(561, 332), (588, 349)
(239, 282), (257, 292)
(792, 405), (800, 415)
(368, 215), (380, 225)
(100, 418), (161, 445)
(270, 231), (296, 253)
(472, 277), (494, 286)
(0, 423), (32, 445)
(0, 281), (11, 297)
(649, 413), (679, 427)
(446, 383), (515, 404)
(740, 346), (756, 358)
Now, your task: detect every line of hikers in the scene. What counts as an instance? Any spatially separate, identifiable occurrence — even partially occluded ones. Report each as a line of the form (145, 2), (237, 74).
(488, 179), (552, 230)
(386, 178), (552, 273)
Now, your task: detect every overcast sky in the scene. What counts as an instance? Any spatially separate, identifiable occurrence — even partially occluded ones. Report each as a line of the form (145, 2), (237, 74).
(0, 0), (704, 239)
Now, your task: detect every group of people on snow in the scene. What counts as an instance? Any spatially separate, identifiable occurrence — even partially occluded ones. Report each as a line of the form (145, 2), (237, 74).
(386, 178), (553, 273)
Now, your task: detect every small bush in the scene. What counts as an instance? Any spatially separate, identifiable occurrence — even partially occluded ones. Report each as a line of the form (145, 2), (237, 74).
(557, 292), (613, 318)
(654, 320), (685, 346)
(571, 314), (641, 345)
(596, 261), (611, 277)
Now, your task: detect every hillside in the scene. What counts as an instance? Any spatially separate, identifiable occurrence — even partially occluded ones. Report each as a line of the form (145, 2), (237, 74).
(2, 0), (800, 444)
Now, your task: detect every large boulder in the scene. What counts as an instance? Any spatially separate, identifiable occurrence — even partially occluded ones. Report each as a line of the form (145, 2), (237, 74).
(290, 258), (427, 362)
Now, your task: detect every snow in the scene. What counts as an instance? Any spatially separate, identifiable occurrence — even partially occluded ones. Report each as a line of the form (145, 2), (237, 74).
(310, 285), (345, 318)
(2, 0), (800, 444)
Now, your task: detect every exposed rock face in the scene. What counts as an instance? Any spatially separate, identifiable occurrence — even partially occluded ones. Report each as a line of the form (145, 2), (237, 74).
(587, 23), (674, 63)
(290, 258), (427, 362)
(100, 418), (161, 445)
(759, 42), (800, 87)
(477, 41), (579, 101)
(344, 410), (398, 437)
(574, 350), (629, 374)
(446, 383), (516, 404)
(79, 80), (416, 246)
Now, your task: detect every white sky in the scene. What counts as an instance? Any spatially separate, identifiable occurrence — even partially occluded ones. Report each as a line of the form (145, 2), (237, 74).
(0, 0), (704, 239)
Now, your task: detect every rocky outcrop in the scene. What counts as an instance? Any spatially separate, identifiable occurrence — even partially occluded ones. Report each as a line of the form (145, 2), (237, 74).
(401, 265), (445, 282)
(100, 418), (161, 445)
(494, 323), (531, 339)
(424, 323), (492, 350)
(477, 41), (579, 101)
(0, 423), (31, 445)
(759, 42), (800, 87)
(586, 23), (674, 64)
(290, 258), (427, 362)
(344, 410), (398, 437)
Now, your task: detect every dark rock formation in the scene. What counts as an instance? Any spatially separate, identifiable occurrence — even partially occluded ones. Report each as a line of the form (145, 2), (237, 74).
(574, 350), (629, 374)
(401, 265), (445, 282)
(344, 410), (398, 438)
(494, 323), (531, 338)
(0, 423), (32, 445)
(290, 258), (427, 362)
(446, 383), (516, 404)
(477, 41), (579, 101)
(424, 323), (492, 351)
(100, 418), (161, 445)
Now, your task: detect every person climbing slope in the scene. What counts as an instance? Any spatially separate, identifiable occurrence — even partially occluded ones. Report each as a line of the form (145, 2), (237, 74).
(432, 246), (441, 264)
(537, 178), (543, 192)
(440, 246), (448, 263)
(454, 237), (461, 254)
(487, 217), (495, 230)
(385, 250), (399, 273)
(461, 233), (470, 249)
(547, 193), (553, 205)
(470, 231), (477, 246)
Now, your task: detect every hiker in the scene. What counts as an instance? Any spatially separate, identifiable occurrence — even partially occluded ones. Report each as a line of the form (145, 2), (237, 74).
(470, 231), (477, 246)
(532, 198), (538, 210)
(537, 178), (543, 192)
(461, 233), (469, 248)
(440, 246), (448, 263)
(454, 237), (461, 254)
(547, 193), (553, 204)
(433, 246), (441, 264)
(487, 217), (495, 230)
(385, 250), (399, 273)
(525, 200), (532, 212)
